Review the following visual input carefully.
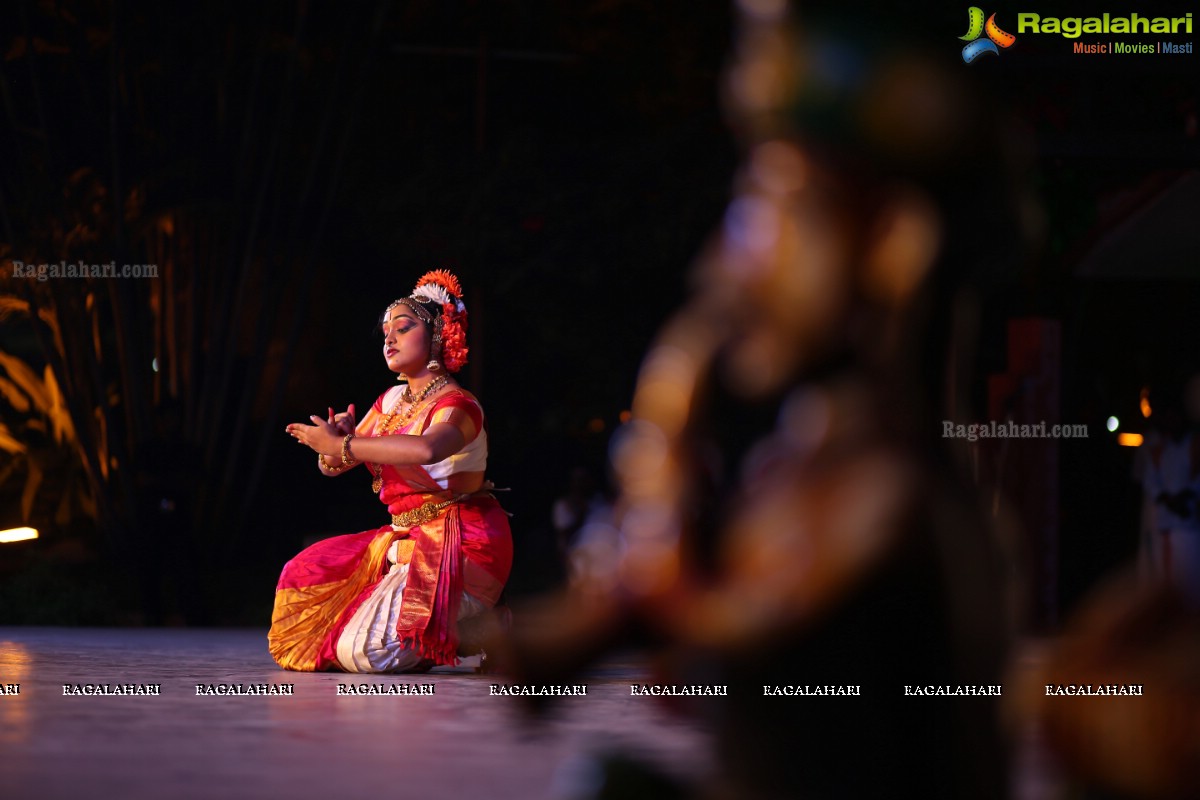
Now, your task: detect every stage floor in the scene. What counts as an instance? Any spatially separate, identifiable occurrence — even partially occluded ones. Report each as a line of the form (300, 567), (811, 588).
(0, 628), (712, 799)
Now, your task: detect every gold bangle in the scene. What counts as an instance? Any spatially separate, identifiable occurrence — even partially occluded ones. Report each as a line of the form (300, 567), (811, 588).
(341, 433), (357, 466)
(319, 453), (344, 472)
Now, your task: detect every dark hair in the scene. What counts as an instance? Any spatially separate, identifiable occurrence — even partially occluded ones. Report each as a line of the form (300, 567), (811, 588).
(376, 297), (442, 331)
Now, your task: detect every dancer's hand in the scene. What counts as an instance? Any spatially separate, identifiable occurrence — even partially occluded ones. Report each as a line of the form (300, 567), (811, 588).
(329, 404), (357, 436)
(286, 415), (343, 459)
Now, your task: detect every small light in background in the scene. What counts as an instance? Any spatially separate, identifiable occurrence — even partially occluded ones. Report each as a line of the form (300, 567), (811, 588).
(587, 418), (606, 434)
(618, 410), (632, 424)
(1117, 433), (1143, 447)
(0, 527), (38, 543)
(151, 357), (159, 373)
(1140, 387), (1152, 418)
(1106, 416), (1119, 432)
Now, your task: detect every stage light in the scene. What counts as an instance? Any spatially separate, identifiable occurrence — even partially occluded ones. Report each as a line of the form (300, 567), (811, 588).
(1117, 433), (1143, 447)
(1140, 387), (1151, 418)
(0, 527), (38, 543)
(1106, 416), (1119, 432)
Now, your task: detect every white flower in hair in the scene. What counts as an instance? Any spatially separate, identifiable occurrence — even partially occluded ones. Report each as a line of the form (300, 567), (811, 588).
(412, 283), (451, 306)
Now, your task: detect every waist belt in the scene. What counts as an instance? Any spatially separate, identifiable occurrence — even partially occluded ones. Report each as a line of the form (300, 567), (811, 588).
(391, 497), (459, 529)
(389, 484), (505, 529)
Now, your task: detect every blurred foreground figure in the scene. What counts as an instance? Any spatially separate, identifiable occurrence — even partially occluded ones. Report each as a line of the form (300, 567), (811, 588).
(1014, 575), (1200, 798)
(499, 3), (1022, 798)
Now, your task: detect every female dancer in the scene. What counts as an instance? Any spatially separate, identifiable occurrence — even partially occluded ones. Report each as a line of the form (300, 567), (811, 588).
(271, 270), (512, 672)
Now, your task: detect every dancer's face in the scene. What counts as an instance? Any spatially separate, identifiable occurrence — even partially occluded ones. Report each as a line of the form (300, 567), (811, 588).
(381, 308), (432, 375)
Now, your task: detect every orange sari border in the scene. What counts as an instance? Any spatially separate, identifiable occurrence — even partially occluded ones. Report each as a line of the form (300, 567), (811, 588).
(268, 528), (394, 671)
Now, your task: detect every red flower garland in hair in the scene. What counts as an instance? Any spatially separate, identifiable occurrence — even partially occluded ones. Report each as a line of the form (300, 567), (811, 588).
(440, 306), (469, 373)
(414, 270), (469, 373)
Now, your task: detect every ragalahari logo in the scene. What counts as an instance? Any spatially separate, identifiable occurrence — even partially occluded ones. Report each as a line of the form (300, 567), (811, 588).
(960, 7), (1017, 62)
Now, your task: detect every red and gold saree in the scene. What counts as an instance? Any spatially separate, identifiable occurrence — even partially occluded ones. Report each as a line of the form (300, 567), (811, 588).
(268, 388), (512, 671)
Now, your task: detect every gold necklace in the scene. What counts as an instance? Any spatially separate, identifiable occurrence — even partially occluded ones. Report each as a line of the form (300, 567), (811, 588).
(370, 375), (451, 492)
(379, 375), (449, 432)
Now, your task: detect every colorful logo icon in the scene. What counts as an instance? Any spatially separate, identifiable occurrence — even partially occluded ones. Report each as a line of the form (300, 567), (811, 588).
(960, 7), (1016, 62)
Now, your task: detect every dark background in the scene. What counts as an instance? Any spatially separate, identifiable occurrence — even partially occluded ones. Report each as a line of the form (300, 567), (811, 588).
(0, 1), (1196, 626)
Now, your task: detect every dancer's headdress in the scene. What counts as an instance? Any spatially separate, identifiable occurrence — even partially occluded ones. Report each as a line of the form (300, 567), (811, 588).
(387, 270), (469, 372)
